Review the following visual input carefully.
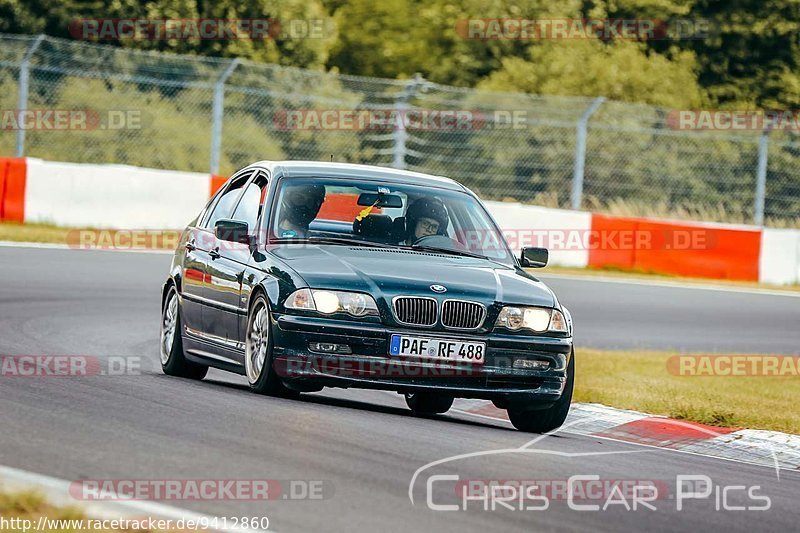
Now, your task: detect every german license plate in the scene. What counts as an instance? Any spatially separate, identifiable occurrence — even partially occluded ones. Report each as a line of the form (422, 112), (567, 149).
(389, 334), (485, 364)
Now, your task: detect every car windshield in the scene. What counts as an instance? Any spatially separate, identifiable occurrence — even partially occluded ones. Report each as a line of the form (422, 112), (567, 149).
(269, 177), (514, 265)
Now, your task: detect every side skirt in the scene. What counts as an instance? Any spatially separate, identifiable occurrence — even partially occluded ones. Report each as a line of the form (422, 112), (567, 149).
(182, 329), (246, 376)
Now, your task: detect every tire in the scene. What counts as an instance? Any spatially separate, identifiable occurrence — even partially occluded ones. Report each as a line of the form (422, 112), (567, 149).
(245, 293), (297, 397)
(405, 392), (454, 415)
(160, 285), (208, 380)
(507, 350), (574, 433)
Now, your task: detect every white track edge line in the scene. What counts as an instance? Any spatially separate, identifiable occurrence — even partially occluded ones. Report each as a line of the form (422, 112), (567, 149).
(0, 464), (270, 533)
(0, 241), (171, 254)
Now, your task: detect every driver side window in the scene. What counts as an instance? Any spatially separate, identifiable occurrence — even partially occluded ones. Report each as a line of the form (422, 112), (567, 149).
(202, 172), (252, 230)
(231, 173), (269, 232)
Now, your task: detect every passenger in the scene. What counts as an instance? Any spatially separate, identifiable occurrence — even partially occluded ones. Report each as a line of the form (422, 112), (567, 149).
(404, 197), (449, 245)
(276, 183), (325, 238)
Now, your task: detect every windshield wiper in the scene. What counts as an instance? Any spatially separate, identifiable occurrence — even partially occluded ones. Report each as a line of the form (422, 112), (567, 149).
(408, 244), (511, 268)
(408, 244), (487, 260)
(306, 236), (392, 248)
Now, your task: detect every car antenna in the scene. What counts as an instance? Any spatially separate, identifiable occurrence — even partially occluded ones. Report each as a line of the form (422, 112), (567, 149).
(330, 154), (334, 162)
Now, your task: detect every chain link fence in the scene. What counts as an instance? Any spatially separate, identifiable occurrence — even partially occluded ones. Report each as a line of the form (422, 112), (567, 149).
(2, 33), (799, 226)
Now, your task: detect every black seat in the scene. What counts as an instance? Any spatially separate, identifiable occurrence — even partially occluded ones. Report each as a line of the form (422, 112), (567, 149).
(391, 216), (407, 243)
(353, 214), (394, 243)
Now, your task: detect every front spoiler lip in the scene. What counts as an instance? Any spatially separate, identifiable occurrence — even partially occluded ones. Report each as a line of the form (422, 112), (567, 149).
(274, 354), (566, 399)
(285, 370), (563, 399)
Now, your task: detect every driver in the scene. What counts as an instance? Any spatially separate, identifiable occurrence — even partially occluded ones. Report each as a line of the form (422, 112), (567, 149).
(276, 183), (325, 238)
(403, 197), (449, 245)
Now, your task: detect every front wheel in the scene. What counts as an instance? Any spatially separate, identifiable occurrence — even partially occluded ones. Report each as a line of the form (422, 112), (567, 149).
(245, 294), (297, 397)
(405, 392), (454, 415)
(160, 285), (208, 380)
(507, 350), (574, 433)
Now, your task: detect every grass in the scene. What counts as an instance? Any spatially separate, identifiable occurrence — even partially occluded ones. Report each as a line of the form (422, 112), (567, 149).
(0, 490), (149, 532)
(535, 264), (800, 292)
(575, 348), (800, 434)
(0, 222), (78, 245)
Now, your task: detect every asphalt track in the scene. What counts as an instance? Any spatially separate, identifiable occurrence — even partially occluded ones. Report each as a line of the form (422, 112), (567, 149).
(1, 245), (798, 532)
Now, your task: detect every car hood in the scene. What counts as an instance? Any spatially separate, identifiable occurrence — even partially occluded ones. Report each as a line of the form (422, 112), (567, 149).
(269, 245), (556, 308)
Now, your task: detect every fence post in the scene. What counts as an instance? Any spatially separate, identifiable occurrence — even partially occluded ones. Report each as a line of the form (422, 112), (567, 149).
(392, 73), (425, 170)
(15, 34), (45, 157)
(209, 58), (240, 175)
(571, 97), (605, 210)
(754, 124), (772, 226)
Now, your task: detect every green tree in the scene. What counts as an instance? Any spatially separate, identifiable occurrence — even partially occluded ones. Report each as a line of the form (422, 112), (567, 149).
(479, 40), (704, 108)
(325, 0), (574, 85)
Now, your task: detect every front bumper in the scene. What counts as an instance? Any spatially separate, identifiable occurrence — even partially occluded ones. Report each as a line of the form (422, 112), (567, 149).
(271, 314), (572, 406)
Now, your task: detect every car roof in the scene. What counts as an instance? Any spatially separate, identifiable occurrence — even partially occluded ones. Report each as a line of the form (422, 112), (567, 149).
(247, 160), (467, 191)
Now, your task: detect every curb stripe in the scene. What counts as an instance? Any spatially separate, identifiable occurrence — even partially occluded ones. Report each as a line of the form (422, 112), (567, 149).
(457, 400), (800, 471)
(593, 417), (738, 449)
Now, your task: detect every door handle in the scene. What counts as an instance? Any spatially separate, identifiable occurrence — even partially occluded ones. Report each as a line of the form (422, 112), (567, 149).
(185, 240), (196, 251)
(209, 248), (221, 260)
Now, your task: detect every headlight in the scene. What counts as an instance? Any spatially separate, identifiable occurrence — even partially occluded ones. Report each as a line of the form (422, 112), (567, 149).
(285, 288), (379, 317)
(496, 306), (569, 333)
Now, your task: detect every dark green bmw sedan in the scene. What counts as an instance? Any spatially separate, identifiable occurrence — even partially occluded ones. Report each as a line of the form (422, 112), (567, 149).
(160, 161), (574, 432)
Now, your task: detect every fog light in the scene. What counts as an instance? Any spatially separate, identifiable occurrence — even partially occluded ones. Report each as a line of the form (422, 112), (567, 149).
(309, 342), (352, 355)
(513, 359), (550, 370)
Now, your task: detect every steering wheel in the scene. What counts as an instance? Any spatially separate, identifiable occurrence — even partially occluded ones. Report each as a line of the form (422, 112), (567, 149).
(412, 234), (468, 251)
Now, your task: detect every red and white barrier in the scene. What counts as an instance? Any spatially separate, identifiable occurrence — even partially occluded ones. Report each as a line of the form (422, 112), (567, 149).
(587, 214), (762, 282)
(484, 201), (591, 268)
(0, 157), (27, 223)
(24, 158), (214, 229)
(759, 228), (800, 286)
(1, 157), (799, 285)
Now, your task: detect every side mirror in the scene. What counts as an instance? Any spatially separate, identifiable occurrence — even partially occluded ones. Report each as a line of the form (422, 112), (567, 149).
(520, 247), (548, 268)
(215, 219), (250, 244)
